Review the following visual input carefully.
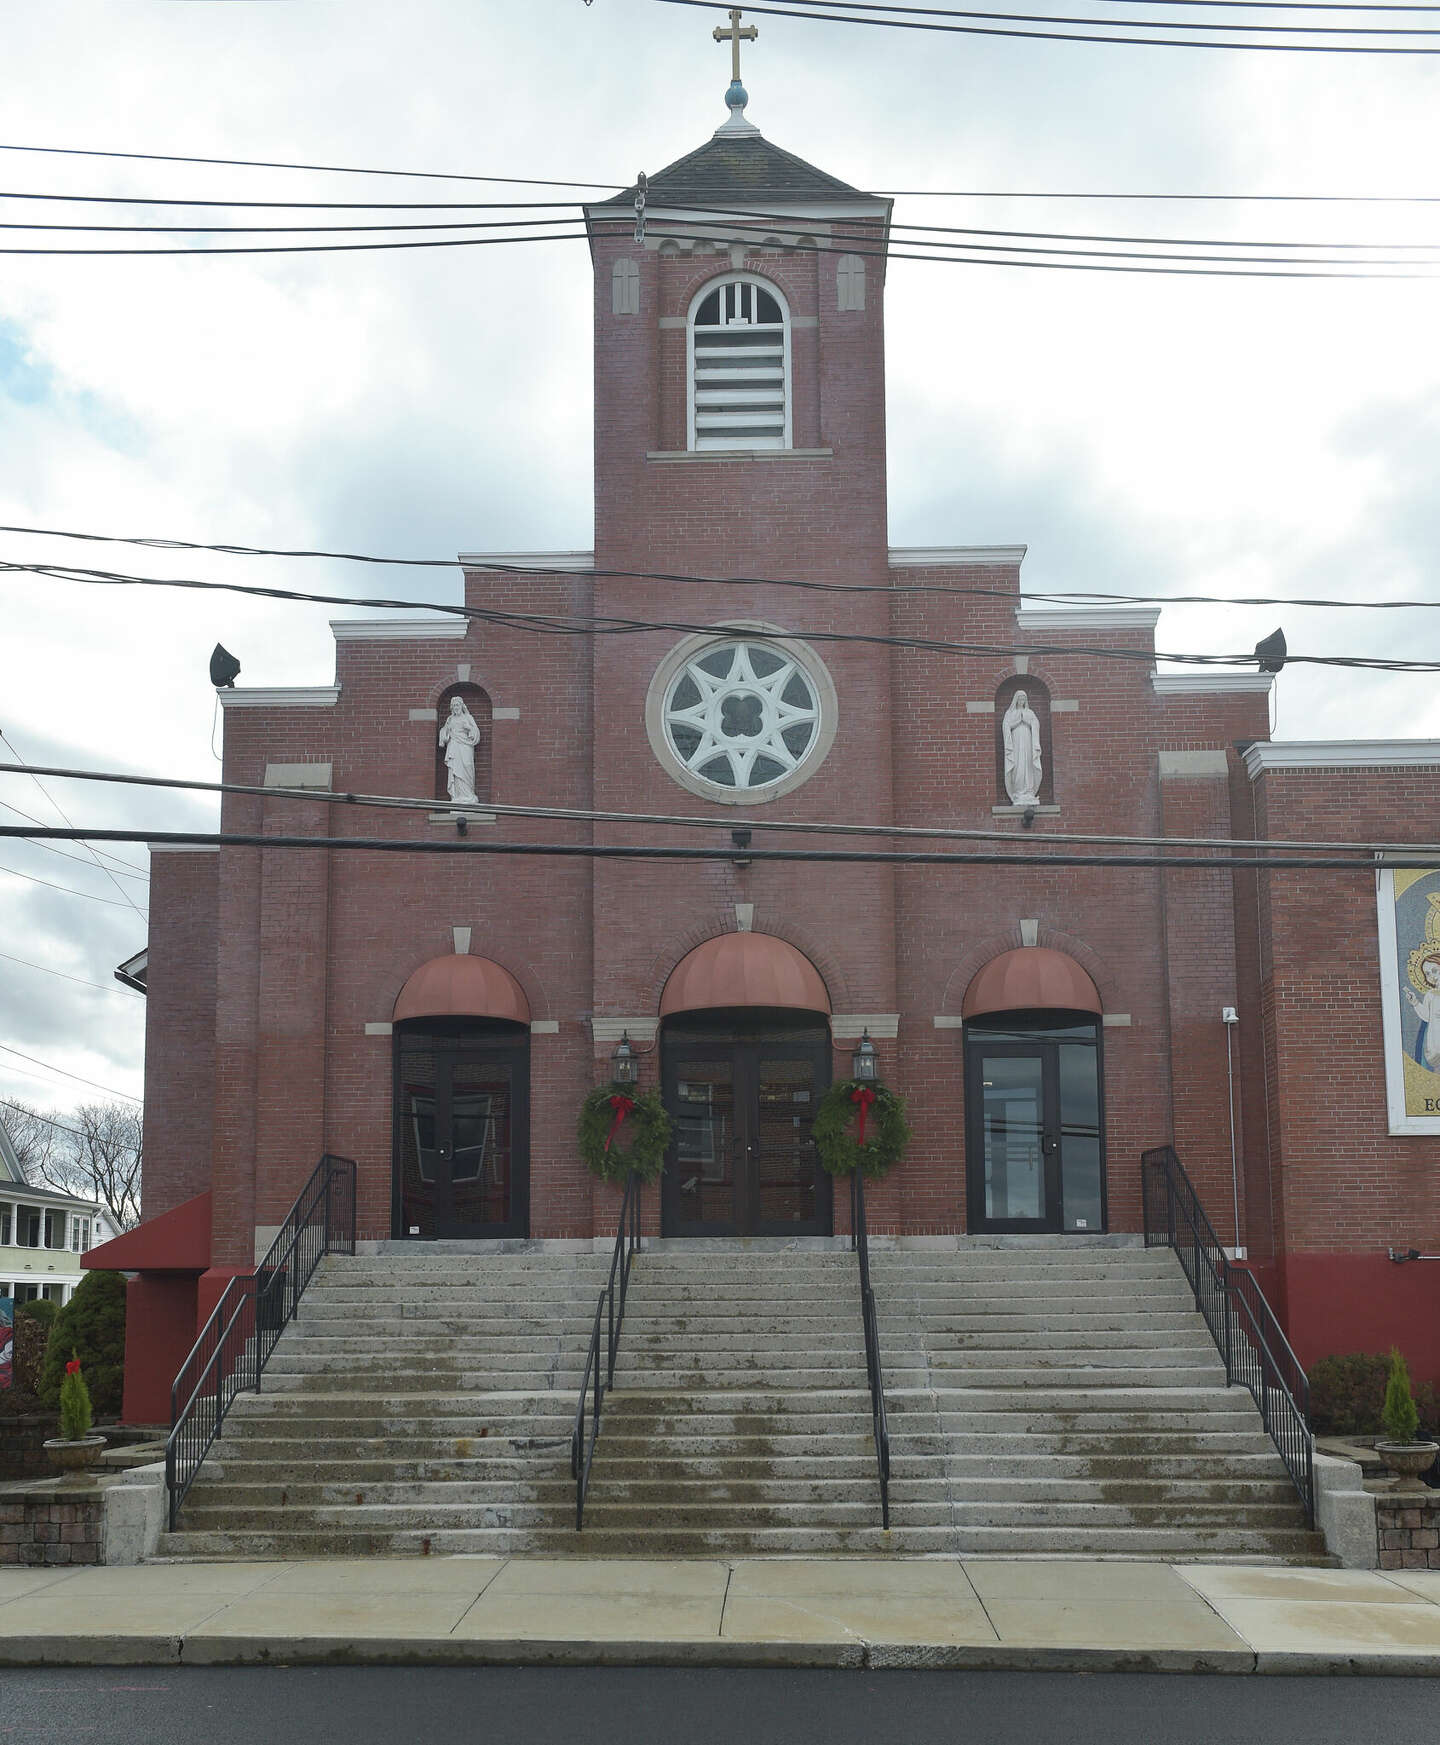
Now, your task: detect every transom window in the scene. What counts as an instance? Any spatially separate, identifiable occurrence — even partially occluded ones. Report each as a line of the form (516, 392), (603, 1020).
(664, 641), (820, 791)
(689, 275), (790, 451)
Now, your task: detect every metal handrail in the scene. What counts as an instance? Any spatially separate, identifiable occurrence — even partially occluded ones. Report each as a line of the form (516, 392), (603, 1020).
(850, 1167), (891, 1529)
(571, 1170), (641, 1529)
(1141, 1144), (1314, 1526)
(165, 1153), (357, 1531)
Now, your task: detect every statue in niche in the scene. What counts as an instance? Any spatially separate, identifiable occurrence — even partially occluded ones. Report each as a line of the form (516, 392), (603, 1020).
(1002, 689), (1043, 807)
(439, 696), (482, 804)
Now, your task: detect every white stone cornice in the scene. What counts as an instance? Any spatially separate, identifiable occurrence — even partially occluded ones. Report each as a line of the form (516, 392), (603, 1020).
(1153, 672), (1274, 696)
(889, 546), (1027, 569)
(459, 551), (595, 573)
(330, 618), (466, 640)
(218, 687), (339, 709)
(1019, 607), (1161, 632)
(1244, 740), (1440, 778)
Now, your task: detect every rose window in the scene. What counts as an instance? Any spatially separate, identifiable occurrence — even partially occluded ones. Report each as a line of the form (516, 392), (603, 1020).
(663, 641), (821, 791)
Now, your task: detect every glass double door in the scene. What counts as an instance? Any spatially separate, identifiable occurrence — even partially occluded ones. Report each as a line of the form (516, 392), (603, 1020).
(964, 1015), (1106, 1234)
(661, 1013), (832, 1236)
(393, 1022), (529, 1239)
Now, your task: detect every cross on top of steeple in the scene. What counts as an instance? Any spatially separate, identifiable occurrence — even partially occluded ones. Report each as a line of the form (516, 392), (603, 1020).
(712, 8), (760, 136)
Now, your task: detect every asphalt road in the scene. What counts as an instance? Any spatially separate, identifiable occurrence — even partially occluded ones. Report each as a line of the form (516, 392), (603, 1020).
(2, 1667), (1437, 1745)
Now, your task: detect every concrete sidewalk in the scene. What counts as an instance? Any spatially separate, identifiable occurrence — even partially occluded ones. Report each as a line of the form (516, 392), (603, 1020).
(1, 1557), (1439, 1674)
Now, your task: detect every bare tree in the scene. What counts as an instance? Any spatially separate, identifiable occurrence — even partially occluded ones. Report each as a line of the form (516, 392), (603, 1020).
(1, 1098), (62, 1181)
(22, 1101), (142, 1231)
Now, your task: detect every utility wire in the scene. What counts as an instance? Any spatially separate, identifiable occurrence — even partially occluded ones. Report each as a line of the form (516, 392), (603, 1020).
(0, 142), (623, 190)
(7, 759), (1437, 858)
(3, 556), (1430, 671)
(655, 0), (1440, 49)
(783, 0), (1440, 24)
(4, 190), (1438, 256)
(0, 862), (145, 909)
(0, 1099), (92, 1143)
(0, 732), (148, 921)
(0, 950), (145, 1000)
(0, 520), (1434, 614)
(0, 823), (1430, 872)
(0, 1042), (141, 1104)
(0, 798), (151, 878)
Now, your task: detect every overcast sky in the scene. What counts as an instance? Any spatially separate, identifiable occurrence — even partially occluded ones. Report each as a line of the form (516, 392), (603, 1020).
(2, 0), (1438, 1116)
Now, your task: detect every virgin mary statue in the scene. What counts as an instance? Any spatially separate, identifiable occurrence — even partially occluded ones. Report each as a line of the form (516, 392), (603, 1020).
(1002, 691), (1043, 807)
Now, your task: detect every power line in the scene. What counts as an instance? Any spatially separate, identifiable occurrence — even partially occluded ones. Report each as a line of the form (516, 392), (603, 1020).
(0, 1043), (141, 1105)
(0, 520), (1434, 614)
(0, 822), (1429, 871)
(5, 555), (1433, 671)
(0, 1099), (90, 1143)
(0, 213), (1432, 276)
(0, 142), (624, 191)
(7, 758), (1437, 858)
(0, 732), (148, 922)
(655, 0), (1440, 49)
(785, 0), (1440, 21)
(0, 799), (151, 878)
(0, 950), (145, 1000)
(0, 861), (147, 909)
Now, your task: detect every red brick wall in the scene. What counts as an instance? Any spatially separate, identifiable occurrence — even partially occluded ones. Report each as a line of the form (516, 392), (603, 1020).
(143, 851), (219, 1218)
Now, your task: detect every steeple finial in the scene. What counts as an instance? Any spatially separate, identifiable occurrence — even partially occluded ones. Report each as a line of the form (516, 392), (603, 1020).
(713, 7), (760, 136)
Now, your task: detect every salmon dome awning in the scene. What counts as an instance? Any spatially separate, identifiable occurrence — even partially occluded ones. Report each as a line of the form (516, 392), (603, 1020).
(393, 954), (530, 1023)
(961, 947), (1101, 1019)
(661, 933), (830, 1017)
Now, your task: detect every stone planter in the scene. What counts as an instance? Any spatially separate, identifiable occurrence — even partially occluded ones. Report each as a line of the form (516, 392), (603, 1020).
(1375, 1440), (1439, 1493)
(42, 1434), (107, 1486)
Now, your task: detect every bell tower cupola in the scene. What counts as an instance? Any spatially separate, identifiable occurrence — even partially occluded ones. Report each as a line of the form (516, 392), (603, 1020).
(584, 19), (893, 580)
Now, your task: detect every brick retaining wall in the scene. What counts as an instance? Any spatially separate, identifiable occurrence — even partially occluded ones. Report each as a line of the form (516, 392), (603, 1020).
(0, 1490), (104, 1566)
(1376, 1491), (1440, 1569)
(0, 1407), (60, 1481)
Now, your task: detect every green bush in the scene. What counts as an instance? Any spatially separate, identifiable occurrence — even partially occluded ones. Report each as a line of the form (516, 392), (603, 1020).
(16, 1298), (58, 1329)
(58, 1354), (94, 1442)
(1309, 1351), (1439, 1438)
(1382, 1347), (1422, 1444)
(36, 1273), (126, 1419)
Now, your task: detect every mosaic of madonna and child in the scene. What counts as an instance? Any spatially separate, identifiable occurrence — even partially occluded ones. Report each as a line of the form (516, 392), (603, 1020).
(1386, 868), (1440, 1126)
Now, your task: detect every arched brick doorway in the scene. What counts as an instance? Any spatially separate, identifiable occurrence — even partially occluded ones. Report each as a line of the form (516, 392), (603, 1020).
(390, 954), (531, 1240)
(657, 934), (834, 1238)
(961, 948), (1107, 1235)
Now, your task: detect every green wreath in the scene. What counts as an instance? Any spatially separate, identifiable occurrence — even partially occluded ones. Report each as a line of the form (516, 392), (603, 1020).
(578, 1083), (672, 1184)
(813, 1078), (910, 1180)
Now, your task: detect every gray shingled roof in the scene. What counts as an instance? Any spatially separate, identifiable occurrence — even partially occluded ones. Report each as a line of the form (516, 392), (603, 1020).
(602, 132), (864, 207)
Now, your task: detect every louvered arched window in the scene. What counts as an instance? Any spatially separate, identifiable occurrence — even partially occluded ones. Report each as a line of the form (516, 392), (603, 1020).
(688, 275), (791, 452)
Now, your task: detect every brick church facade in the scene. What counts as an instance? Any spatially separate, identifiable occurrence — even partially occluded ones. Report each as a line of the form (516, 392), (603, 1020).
(93, 87), (1440, 1423)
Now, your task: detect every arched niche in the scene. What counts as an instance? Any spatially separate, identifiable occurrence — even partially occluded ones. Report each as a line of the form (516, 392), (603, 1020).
(994, 674), (1054, 807)
(434, 682), (492, 806)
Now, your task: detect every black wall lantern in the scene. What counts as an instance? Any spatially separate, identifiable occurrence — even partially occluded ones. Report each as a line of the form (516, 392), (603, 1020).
(851, 1029), (879, 1082)
(611, 1031), (639, 1086)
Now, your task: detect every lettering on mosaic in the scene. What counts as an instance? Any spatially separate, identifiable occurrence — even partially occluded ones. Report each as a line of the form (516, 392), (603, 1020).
(1376, 867), (1440, 1134)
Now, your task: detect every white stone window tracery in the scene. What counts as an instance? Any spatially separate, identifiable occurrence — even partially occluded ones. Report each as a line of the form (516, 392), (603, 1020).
(664, 641), (820, 792)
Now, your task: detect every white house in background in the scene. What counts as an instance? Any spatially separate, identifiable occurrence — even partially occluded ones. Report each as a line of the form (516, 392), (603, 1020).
(0, 1113), (117, 1305)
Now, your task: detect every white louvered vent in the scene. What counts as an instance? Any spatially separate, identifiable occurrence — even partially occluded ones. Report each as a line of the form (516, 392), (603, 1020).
(689, 277), (790, 451)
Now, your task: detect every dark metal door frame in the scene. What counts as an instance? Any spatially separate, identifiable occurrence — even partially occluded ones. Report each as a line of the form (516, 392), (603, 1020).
(661, 1022), (832, 1237)
(965, 1039), (1062, 1234)
(391, 1024), (530, 1239)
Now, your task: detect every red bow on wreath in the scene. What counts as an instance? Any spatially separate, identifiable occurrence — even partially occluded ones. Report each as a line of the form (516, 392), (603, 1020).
(850, 1084), (877, 1147)
(604, 1092), (636, 1153)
